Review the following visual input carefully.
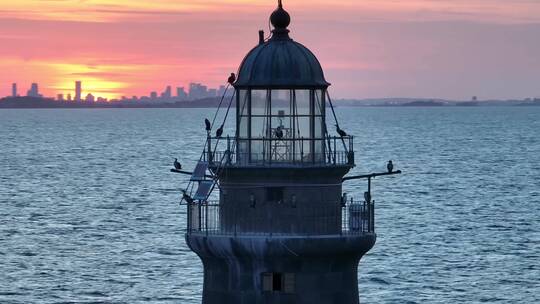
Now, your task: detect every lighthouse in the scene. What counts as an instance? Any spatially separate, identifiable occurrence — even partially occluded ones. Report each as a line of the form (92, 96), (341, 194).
(175, 1), (400, 303)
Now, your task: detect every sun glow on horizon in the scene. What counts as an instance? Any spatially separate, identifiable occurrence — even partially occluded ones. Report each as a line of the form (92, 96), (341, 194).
(48, 62), (132, 100)
(51, 80), (125, 101)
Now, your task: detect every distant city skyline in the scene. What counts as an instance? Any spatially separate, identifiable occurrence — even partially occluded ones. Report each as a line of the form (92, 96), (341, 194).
(5, 80), (229, 103)
(1, 1), (539, 100)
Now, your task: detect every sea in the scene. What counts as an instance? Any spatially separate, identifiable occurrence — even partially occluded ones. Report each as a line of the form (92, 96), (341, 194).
(0, 107), (539, 303)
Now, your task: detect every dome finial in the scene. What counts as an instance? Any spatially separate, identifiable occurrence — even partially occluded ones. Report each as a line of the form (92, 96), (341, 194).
(270, 0), (291, 34)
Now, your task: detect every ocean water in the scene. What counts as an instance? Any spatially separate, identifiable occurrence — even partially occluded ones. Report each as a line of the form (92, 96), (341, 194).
(0, 107), (539, 303)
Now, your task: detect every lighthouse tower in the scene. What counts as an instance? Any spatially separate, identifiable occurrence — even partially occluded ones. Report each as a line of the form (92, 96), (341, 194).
(178, 2), (398, 303)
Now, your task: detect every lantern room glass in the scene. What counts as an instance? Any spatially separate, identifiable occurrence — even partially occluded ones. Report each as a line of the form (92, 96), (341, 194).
(236, 88), (326, 164)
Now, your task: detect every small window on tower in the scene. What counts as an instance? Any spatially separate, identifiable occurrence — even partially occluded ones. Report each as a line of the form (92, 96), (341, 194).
(266, 187), (284, 202)
(272, 273), (283, 291)
(261, 272), (295, 293)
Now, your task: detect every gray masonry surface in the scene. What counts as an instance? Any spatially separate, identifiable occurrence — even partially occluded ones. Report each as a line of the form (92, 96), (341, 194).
(187, 234), (376, 304)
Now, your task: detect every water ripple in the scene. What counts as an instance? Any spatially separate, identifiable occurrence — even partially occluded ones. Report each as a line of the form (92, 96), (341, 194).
(0, 107), (539, 303)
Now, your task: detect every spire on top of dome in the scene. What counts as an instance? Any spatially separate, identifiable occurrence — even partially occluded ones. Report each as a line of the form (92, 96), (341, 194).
(270, 0), (291, 37)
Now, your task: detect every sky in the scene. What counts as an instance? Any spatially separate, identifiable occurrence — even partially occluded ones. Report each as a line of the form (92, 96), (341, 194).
(1, 0), (539, 100)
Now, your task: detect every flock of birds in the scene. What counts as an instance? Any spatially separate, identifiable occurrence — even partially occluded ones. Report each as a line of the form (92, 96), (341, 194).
(205, 118), (224, 138)
(206, 70), (349, 141)
(203, 120), (349, 139)
(177, 118), (394, 173)
(198, 118), (396, 174)
(201, 73), (237, 139)
(175, 72), (397, 204)
(175, 151), (394, 205)
(176, 159), (395, 204)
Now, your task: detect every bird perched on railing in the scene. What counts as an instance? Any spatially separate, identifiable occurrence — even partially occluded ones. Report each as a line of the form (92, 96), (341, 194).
(204, 118), (211, 133)
(227, 73), (236, 84)
(216, 124), (224, 138)
(275, 126), (284, 139)
(174, 158), (182, 170)
(335, 124), (347, 137)
(364, 191), (371, 203)
(387, 160), (394, 173)
(181, 189), (194, 204)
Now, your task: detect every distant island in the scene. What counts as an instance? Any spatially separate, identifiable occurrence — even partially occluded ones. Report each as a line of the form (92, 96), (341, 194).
(1, 96), (539, 109)
(334, 98), (540, 107)
(401, 100), (445, 107)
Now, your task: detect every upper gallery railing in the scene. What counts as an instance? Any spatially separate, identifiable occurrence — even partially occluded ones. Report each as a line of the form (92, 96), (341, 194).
(203, 135), (354, 166)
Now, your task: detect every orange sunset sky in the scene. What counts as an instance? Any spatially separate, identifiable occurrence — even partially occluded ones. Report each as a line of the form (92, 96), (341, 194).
(1, 0), (539, 100)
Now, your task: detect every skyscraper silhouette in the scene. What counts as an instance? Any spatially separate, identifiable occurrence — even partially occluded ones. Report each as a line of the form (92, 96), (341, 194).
(162, 86), (172, 99)
(75, 81), (82, 102)
(27, 83), (40, 97)
(176, 87), (188, 100)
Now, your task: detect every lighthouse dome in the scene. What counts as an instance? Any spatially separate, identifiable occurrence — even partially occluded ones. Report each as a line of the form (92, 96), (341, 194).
(233, 2), (329, 88)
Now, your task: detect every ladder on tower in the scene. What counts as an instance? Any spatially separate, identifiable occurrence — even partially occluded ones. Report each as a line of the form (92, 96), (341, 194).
(190, 139), (235, 203)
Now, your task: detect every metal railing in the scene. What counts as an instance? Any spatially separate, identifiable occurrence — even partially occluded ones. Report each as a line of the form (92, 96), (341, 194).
(203, 135), (354, 167)
(207, 151), (352, 166)
(186, 199), (374, 236)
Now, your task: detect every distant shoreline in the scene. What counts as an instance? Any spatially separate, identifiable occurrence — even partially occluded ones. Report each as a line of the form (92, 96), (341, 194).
(1, 96), (539, 109)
